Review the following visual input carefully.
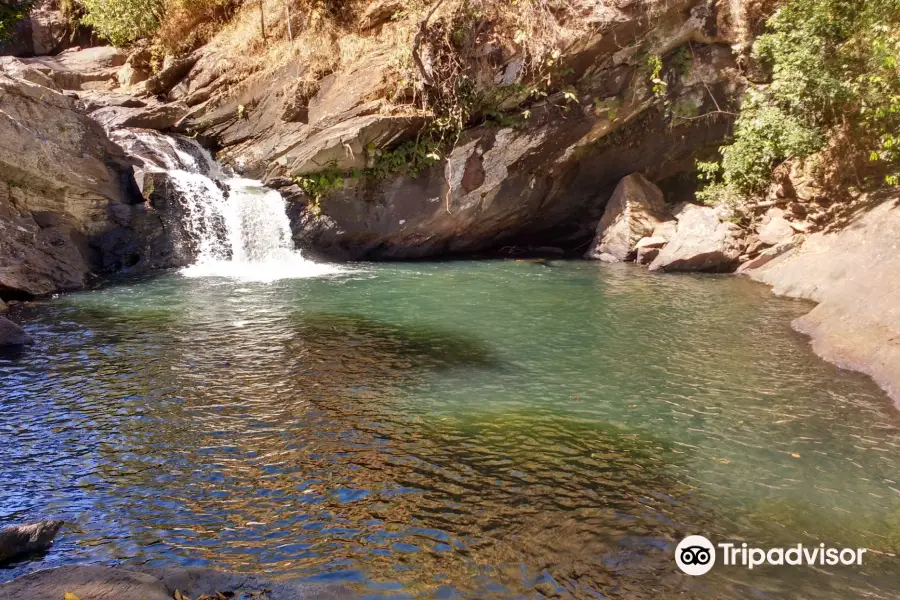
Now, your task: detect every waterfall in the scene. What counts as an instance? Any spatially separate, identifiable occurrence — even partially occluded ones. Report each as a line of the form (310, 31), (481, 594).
(114, 130), (342, 281)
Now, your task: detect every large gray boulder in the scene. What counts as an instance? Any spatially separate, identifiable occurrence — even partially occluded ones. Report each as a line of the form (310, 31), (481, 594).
(0, 521), (63, 563)
(0, 69), (172, 297)
(649, 204), (743, 272)
(585, 173), (671, 262)
(757, 207), (795, 246)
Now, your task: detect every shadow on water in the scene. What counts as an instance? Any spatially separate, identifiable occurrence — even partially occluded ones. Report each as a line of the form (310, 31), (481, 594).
(290, 312), (503, 372)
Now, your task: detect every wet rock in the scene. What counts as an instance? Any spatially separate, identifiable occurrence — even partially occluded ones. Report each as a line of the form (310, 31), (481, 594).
(0, 521), (62, 563)
(585, 174), (671, 262)
(0, 566), (353, 600)
(757, 207), (794, 246)
(649, 204), (743, 272)
(77, 91), (148, 112)
(90, 102), (189, 132)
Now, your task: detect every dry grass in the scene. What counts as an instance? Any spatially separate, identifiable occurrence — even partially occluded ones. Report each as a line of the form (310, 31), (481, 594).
(154, 0), (240, 56)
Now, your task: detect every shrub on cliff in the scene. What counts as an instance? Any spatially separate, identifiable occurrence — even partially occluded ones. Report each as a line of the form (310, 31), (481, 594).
(699, 0), (900, 204)
(79, 0), (237, 50)
(0, 0), (33, 42)
(80, 0), (165, 45)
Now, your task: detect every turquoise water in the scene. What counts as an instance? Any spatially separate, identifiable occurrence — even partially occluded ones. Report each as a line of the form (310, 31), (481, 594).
(1, 261), (899, 598)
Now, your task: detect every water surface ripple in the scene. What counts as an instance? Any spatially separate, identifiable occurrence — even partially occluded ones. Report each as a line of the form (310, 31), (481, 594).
(2, 262), (899, 598)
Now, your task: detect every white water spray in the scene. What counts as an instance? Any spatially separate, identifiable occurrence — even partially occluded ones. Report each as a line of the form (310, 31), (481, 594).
(116, 130), (343, 281)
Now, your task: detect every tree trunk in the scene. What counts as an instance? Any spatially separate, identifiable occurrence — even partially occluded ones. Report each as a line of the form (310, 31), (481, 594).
(259, 0), (267, 42)
(412, 0), (446, 87)
(283, 0), (293, 42)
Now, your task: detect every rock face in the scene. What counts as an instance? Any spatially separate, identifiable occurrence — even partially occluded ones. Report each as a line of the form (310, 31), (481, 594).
(585, 173), (671, 262)
(746, 195), (900, 404)
(0, 566), (353, 600)
(649, 204), (743, 272)
(0, 521), (63, 563)
(0, 61), (173, 298)
(0, 316), (31, 347)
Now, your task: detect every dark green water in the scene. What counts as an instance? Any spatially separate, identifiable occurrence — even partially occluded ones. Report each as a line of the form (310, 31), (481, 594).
(2, 261), (899, 598)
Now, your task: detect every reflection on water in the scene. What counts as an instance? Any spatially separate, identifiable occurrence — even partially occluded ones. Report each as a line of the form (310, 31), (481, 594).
(1, 261), (899, 598)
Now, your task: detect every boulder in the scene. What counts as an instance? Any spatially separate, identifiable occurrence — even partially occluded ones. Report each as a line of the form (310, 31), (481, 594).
(140, 52), (201, 96)
(0, 316), (31, 347)
(652, 220), (677, 241)
(585, 173), (671, 262)
(0, 56), (60, 90)
(634, 236), (669, 265)
(0, 521), (62, 563)
(359, 0), (406, 30)
(757, 207), (794, 246)
(117, 63), (150, 89)
(0, 73), (151, 297)
(649, 204), (743, 272)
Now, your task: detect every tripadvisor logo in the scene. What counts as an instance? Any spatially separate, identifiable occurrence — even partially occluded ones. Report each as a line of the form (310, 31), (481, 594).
(675, 535), (868, 576)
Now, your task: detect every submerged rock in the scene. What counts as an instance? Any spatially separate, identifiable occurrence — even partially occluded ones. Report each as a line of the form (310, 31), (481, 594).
(585, 174), (671, 262)
(0, 316), (31, 347)
(0, 520), (63, 563)
(0, 566), (353, 600)
(649, 204), (743, 272)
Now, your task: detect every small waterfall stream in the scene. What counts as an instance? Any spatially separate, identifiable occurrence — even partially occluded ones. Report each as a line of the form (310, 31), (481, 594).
(113, 130), (341, 281)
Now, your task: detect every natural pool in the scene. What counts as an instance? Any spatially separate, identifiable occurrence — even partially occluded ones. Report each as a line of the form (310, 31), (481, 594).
(1, 261), (899, 598)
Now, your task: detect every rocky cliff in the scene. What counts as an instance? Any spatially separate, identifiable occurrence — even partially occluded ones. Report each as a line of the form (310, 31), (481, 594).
(152, 0), (752, 259)
(0, 54), (180, 300)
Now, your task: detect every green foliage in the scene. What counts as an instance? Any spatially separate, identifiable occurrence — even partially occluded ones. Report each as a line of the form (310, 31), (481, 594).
(367, 136), (443, 179)
(700, 0), (900, 203)
(81, 0), (164, 45)
(294, 161), (347, 201)
(646, 54), (667, 100)
(0, 0), (33, 42)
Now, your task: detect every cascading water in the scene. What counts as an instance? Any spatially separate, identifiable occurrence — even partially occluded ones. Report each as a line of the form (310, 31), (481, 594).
(113, 129), (342, 281)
